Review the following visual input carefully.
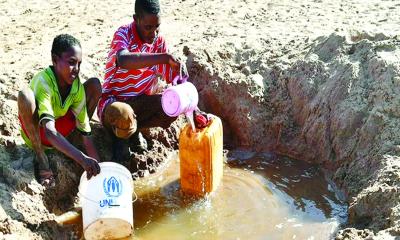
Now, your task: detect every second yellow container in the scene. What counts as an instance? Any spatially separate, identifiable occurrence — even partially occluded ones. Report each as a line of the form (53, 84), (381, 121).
(179, 115), (223, 195)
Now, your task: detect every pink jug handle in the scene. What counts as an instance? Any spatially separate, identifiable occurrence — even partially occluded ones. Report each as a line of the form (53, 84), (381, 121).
(172, 74), (189, 86)
(172, 61), (189, 86)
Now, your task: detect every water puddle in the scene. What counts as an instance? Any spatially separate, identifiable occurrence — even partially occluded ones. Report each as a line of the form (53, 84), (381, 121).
(59, 151), (347, 239)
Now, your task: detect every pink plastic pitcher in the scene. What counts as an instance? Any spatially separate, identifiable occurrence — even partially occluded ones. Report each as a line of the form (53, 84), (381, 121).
(161, 81), (199, 117)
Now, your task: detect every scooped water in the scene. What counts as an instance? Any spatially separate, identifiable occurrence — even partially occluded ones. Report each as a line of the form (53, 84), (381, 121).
(59, 151), (347, 239)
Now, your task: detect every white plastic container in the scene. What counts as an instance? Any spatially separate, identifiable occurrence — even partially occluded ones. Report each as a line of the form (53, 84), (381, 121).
(79, 162), (134, 240)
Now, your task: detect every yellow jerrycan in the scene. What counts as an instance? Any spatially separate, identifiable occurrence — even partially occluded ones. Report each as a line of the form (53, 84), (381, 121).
(179, 115), (223, 195)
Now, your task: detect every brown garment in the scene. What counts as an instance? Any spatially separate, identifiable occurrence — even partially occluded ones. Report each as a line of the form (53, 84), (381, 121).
(103, 94), (177, 139)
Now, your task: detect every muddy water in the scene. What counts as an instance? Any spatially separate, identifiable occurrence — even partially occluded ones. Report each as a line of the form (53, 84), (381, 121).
(131, 151), (347, 240)
(59, 151), (347, 239)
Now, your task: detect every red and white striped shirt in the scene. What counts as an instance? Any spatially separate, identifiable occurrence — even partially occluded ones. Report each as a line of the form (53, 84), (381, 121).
(101, 21), (177, 100)
(97, 21), (178, 122)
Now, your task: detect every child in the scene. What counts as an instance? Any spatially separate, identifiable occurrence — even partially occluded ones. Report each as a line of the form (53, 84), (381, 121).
(97, 0), (186, 162)
(18, 34), (101, 187)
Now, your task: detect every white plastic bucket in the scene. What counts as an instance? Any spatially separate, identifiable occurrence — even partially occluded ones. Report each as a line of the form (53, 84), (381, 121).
(79, 162), (134, 240)
(161, 82), (199, 117)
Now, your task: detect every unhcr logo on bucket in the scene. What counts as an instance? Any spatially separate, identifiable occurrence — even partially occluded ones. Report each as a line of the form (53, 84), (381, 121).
(103, 176), (123, 197)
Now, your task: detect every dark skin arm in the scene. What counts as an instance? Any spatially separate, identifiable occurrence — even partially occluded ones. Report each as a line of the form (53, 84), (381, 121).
(42, 119), (100, 179)
(116, 49), (180, 71)
(81, 134), (100, 161)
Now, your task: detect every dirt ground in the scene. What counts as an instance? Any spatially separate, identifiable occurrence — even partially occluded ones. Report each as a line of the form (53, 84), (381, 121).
(1, 0), (400, 239)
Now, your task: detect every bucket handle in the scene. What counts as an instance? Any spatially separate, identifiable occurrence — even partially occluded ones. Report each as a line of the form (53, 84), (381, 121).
(78, 190), (138, 206)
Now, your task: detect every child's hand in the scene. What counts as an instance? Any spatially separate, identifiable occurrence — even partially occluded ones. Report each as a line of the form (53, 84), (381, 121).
(82, 156), (101, 179)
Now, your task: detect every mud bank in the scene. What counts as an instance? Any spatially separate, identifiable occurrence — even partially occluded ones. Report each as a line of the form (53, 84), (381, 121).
(186, 32), (400, 238)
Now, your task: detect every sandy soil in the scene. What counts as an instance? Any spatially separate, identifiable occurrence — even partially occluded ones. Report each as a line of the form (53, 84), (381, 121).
(1, 0), (400, 239)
